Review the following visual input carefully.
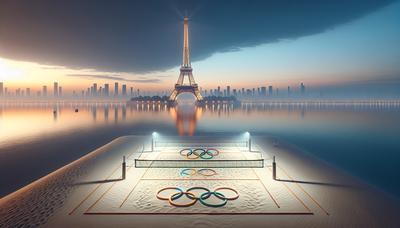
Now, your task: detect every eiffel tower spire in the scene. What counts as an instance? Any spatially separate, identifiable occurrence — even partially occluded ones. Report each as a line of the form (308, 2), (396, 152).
(169, 17), (203, 102)
(182, 16), (190, 67)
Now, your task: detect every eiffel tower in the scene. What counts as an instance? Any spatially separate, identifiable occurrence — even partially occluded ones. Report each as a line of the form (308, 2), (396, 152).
(169, 16), (203, 102)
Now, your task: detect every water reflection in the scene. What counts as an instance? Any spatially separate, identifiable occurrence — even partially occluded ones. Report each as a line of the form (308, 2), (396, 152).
(1, 101), (400, 143)
(91, 106), (97, 121)
(169, 104), (202, 136)
(104, 105), (109, 121)
(114, 106), (118, 124)
(129, 102), (201, 135)
(122, 106), (126, 121)
(1, 101), (400, 197)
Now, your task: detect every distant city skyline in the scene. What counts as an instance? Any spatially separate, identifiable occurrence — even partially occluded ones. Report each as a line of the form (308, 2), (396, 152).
(0, 81), (311, 99)
(2, 76), (400, 99)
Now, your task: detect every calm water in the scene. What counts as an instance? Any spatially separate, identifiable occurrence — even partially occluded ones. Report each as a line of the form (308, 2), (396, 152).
(1, 102), (400, 198)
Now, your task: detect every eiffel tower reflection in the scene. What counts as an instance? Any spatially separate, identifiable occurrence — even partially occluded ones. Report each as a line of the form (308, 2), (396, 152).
(169, 104), (202, 136)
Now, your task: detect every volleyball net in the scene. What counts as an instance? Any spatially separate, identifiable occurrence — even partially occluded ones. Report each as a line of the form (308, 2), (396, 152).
(154, 139), (249, 148)
(134, 159), (264, 168)
(154, 141), (248, 148)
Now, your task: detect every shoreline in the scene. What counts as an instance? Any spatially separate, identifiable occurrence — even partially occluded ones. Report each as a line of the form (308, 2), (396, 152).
(264, 135), (400, 202)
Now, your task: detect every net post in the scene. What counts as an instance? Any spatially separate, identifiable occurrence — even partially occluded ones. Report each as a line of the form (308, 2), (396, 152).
(249, 137), (252, 152)
(122, 156), (126, 179)
(272, 156), (276, 180)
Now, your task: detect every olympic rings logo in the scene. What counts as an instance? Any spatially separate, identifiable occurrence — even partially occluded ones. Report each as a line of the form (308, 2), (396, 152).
(179, 148), (220, 159)
(180, 168), (217, 177)
(156, 186), (239, 207)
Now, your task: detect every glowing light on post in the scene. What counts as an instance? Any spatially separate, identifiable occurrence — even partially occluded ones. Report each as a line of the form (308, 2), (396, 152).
(152, 132), (158, 151)
(244, 131), (251, 151)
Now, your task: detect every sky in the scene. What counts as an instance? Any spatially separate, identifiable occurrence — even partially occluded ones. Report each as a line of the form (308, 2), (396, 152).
(0, 0), (399, 96)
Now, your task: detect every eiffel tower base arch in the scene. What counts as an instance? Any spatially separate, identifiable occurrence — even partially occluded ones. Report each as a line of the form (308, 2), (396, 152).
(168, 84), (203, 104)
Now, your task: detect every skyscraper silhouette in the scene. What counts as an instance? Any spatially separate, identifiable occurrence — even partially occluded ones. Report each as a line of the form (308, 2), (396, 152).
(53, 82), (58, 97)
(93, 83), (97, 96)
(122, 84), (127, 96)
(300, 82), (305, 95)
(114, 82), (119, 97)
(104, 84), (109, 97)
(42, 86), (47, 97)
(261, 87), (266, 96)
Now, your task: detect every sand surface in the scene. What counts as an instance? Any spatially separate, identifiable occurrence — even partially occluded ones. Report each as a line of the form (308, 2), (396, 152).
(1, 135), (400, 227)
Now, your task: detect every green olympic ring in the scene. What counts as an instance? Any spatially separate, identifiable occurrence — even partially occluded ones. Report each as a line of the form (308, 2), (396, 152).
(199, 191), (227, 207)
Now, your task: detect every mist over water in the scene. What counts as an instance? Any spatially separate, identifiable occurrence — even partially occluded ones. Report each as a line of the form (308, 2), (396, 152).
(0, 102), (400, 199)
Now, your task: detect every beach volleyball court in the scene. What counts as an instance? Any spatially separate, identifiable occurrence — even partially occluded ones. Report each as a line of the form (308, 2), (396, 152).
(69, 138), (316, 215)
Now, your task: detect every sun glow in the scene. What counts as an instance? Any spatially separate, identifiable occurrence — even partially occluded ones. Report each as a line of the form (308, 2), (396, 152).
(0, 58), (25, 81)
(0, 57), (176, 92)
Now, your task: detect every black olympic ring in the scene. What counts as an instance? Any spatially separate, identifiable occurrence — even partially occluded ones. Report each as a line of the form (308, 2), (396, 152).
(156, 186), (239, 207)
(185, 186), (211, 200)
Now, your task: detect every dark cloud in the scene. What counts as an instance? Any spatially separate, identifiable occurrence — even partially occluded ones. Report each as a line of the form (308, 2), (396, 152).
(67, 74), (161, 83)
(0, 0), (395, 73)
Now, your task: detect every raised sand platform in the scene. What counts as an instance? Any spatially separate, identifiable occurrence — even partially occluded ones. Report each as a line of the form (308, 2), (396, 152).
(1, 135), (400, 227)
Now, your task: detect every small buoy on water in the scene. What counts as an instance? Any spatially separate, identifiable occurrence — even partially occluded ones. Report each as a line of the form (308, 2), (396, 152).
(75, 108), (79, 112)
